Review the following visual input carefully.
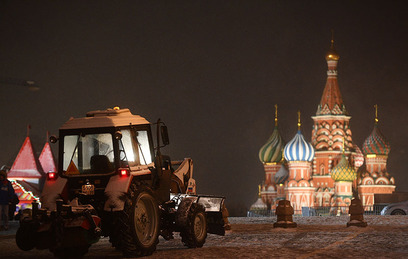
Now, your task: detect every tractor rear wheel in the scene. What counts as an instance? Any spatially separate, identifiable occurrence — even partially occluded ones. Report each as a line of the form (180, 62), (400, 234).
(119, 184), (160, 257)
(176, 197), (207, 248)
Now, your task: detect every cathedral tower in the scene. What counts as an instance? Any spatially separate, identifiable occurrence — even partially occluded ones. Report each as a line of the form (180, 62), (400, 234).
(258, 105), (285, 209)
(284, 111), (315, 214)
(330, 140), (357, 214)
(311, 36), (355, 206)
(358, 105), (395, 208)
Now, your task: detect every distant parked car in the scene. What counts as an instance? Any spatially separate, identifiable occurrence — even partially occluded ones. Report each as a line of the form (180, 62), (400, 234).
(381, 200), (408, 215)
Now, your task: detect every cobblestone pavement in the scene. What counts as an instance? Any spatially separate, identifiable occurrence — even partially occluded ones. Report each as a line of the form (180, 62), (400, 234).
(1, 217), (408, 258)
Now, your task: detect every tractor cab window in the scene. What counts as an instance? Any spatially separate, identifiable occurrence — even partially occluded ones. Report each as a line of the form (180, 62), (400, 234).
(118, 129), (152, 167)
(63, 133), (114, 175)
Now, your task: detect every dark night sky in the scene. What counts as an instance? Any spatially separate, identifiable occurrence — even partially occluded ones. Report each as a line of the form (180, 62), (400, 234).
(0, 1), (407, 214)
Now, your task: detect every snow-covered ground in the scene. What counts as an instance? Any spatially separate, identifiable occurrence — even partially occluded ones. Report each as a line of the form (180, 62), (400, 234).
(1, 216), (407, 258)
(146, 215), (408, 259)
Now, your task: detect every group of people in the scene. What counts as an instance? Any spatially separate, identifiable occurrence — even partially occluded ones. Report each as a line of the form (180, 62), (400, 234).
(0, 170), (18, 231)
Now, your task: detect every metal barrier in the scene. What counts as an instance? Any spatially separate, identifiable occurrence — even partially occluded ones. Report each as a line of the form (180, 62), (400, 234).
(247, 204), (386, 217)
(247, 210), (276, 217)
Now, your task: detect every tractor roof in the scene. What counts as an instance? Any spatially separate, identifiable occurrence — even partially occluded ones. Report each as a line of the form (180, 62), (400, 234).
(60, 108), (150, 130)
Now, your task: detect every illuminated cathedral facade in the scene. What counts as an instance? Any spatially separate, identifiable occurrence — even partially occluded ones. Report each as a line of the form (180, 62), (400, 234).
(253, 38), (395, 214)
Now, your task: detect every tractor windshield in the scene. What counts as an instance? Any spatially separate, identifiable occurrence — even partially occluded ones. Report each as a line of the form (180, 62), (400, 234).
(62, 129), (153, 175)
(118, 129), (153, 167)
(63, 133), (115, 175)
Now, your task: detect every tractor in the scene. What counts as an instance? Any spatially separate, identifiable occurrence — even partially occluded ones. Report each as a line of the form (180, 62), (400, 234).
(15, 107), (226, 257)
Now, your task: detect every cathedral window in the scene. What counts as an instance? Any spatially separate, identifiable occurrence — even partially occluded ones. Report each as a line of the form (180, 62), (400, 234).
(320, 164), (325, 175)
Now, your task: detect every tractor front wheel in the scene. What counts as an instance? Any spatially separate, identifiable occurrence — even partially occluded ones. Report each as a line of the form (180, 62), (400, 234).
(176, 197), (207, 248)
(119, 185), (160, 257)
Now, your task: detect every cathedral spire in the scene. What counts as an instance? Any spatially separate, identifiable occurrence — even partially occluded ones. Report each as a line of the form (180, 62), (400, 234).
(374, 104), (379, 124)
(316, 32), (346, 116)
(297, 110), (301, 130)
(274, 104), (278, 127)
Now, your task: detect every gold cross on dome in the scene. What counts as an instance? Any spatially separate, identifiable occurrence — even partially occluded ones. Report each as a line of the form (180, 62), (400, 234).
(297, 110), (301, 130)
(374, 104), (379, 124)
(274, 104), (278, 126)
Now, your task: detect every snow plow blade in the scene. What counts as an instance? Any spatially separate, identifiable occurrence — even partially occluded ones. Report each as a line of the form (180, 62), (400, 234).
(196, 196), (227, 236)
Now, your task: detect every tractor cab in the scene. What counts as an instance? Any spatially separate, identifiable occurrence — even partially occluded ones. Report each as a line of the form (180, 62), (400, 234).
(46, 107), (157, 206)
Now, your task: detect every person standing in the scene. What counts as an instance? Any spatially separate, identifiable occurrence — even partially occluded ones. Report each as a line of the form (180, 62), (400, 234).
(0, 170), (15, 230)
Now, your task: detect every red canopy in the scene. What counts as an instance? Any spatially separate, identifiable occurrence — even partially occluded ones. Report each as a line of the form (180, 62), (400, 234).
(39, 142), (56, 173)
(8, 137), (44, 179)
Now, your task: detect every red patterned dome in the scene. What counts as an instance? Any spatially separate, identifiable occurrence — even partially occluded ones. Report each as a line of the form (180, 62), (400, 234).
(362, 124), (390, 156)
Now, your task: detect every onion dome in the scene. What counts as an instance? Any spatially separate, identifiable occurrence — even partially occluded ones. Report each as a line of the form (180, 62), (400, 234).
(284, 111), (315, 162)
(326, 43), (339, 61)
(249, 197), (267, 211)
(326, 32), (339, 61)
(331, 154), (356, 182)
(259, 127), (284, 163)
(362, 105), (390, 156)
(275, 165), (289, 185)
(259, 105), (285, 163)
(284, 131), (314, 162)
(250, 184), (267, 211)
(362, 125), (390, 156)
(353, 144), (364, 168)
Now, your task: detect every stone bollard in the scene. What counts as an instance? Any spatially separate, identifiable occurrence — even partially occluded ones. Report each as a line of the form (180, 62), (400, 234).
(347, 198), (367, 227)
(273, 200), (297, 228)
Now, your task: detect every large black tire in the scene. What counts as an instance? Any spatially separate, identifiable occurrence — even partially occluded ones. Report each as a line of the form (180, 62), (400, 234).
(391, 209), (406, 215)
(15, 221), (38, 251)
(117, 184), (160, 257)
(176, 197), (207, 248)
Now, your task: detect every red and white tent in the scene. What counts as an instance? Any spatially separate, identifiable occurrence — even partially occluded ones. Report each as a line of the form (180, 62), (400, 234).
(7, 135), (56, 210)
(39, 141), (57, 174)
(8, 136), (45, 180)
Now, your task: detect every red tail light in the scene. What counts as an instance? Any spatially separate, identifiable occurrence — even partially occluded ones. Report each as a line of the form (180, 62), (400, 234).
(119, 169), (130, 177)
(47, 172), (57, 180)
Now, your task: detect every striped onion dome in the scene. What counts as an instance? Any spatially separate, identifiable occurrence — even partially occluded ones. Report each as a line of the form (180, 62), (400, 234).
(284, 130), (315, 162)
(275, 165), (289, 184)
(362, 124), (390, 156)
(259, 126), (285, 163)
(331, 154), (356, 182)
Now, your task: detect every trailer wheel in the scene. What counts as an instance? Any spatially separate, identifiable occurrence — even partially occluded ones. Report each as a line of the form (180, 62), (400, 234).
(119, 185), (160, 257)
(176, 197), (207, 248)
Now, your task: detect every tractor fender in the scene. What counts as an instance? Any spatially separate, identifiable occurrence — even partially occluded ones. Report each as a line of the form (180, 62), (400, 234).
(40, 177), (68, 211)
(103, 169), (151, 211)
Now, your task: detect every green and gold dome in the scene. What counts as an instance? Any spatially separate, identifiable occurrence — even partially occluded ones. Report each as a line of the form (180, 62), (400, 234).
(259, 105), (285, 164)
(331, 154), (356, 182)
(259, 126), (285, 163)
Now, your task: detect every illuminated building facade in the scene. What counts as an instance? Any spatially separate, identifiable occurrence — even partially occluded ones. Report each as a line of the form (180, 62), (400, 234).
(253, 38), (396, 214)
(283, 112), (315, 213)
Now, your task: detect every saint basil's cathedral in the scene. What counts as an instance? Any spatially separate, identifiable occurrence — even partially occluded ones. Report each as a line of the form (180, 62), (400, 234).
(252, 38), (395, 214)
